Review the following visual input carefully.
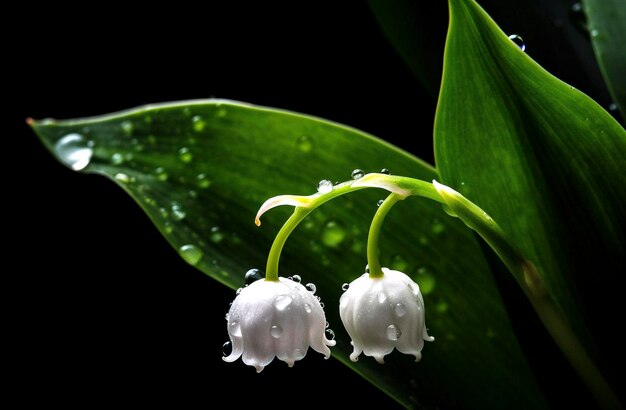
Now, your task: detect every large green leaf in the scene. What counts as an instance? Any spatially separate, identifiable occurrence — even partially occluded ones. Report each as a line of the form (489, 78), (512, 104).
(583, 0), (626, 117)
(31, 100), (547, 408)
(434, 0), (626, 393)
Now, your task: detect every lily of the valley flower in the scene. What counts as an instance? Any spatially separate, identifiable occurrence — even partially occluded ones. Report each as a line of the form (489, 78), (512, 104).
(224, 277), (335, 372)
(339, 268), (434, 364)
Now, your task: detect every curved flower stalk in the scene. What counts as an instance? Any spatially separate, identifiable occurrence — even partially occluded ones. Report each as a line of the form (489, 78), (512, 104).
(224, 276), (335, 372)
(340, 268), (434, 363)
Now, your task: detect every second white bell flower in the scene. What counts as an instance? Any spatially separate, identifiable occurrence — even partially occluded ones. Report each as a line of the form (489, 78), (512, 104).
(339, 268), (434, 364)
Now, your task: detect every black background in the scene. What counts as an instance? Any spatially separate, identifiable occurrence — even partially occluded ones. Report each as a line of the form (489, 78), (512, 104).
(7, 1), (620, 408)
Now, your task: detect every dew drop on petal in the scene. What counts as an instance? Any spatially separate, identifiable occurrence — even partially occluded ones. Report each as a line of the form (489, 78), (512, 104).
(179, 244), (203, 266)
(305, 283), (316, 294)
(230, 321), (242, 337)
(377, 292), (387, 304)
(236, 288), (243, 295)
(304, 303), (312, 313)
(317, 179), (333, 194)
(351, 169), (364, 180)
(395, 303), (407, 317)
(325, 329), (336, 340)
(274, 295), (292, 311)
(508, 34), (526, 52)
(270, 325), (283, 338)
(386, 324), (402, 341)
(225, 313), (229, 321)
(291, 274), (301, 283)
(54, 133), (93, 171)
(244, 268), (264, 285)
(222, 341), (232, 356)
(341, 283), (349, 291)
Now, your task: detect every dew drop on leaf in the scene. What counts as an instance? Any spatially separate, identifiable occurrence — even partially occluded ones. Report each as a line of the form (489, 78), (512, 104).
(507, 34), (526, 52)
(54, 133), (92, 171)
(179, 244), (203, 265)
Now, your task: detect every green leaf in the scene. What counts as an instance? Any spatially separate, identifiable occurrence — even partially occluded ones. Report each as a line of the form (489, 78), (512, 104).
(583, 0), (626, 117)
(434, 0), (626, 391)
(31, 100), (547, 409)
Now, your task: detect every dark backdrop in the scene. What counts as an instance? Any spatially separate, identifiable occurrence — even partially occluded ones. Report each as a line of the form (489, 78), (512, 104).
(7, 2), (618, 408)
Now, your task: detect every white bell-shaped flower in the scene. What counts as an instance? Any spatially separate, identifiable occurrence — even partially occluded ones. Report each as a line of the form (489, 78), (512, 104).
(340, 268), (434, 364)
(224, 277), (335, 372)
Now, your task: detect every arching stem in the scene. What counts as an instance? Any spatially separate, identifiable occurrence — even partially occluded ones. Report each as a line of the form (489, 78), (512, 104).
(367, 193), (402, 278)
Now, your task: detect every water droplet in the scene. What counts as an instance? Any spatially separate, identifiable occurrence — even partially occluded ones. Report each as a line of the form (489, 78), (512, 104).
(222, 341), (232, 356)
(154, 167), (168, 181)
(114, 173), (131, 184)
(54, 133), (93, 171)
(570, 2), (588, 33)
(395, 303), (407, 317)
(591, 29), (599, 38)
(431, 218), (445, 235)
(341, 283), (349, 291)
(244, 268), (264, 285)
(111, 153), (124, 165)
(192, 115), (206, 132)
(197, 173), (211, 188)
(365, 264), (370, 273)
(390, 254), (409, 271)
(508, 34), (525, 52)
(274, 295), (292, 311)
(380, 168), (390, 175)
(386, 324), (402, 341)
(171, 203), (186, 220)
(178, 147), (193, 163)
(377, 199), (384, 207)
(291, 274), (301, 283)
(351, 169), (364, 180)
(188, 190), (197, 199)
(210, 226), (224, 243)
(270, 325), (283, 338)
(304, 303), (312, 313)
(121, 120), (133, 136)
(236, 288), (242, 295)
(320, 302), (325, 308)
(305, 283), (316, 294)
(179, 244), (203, 265)
(225, 313), (229, 321)
(296, 135), (313, 153)
(317, 179), (333, 194)
(325, 329), (335, 340)
(230, 321), (242, 337)
(321, 220), (346, 247)
(416, 266), (436, 295)
(216, 107), (227, 118)
(377, 292), (387, 304)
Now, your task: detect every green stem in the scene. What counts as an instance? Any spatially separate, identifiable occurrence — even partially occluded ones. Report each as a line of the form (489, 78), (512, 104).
(265, 208), (312, 281)
(367, 193), (402, 278)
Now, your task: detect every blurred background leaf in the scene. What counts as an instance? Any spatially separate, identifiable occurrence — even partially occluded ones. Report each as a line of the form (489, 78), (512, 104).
(582, 0), (626, 117)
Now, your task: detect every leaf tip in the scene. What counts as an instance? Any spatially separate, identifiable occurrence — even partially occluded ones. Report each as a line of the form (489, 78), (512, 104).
(255, 195), (313, 226)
